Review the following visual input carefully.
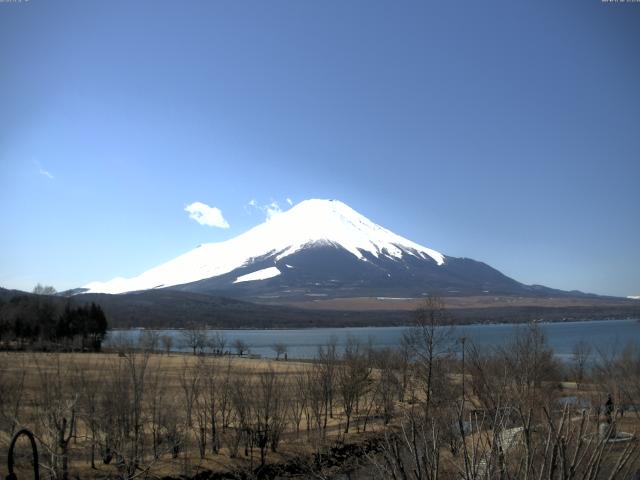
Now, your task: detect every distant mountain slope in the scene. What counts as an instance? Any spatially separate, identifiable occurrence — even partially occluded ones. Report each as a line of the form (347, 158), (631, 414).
(0, 287), (23, 302)
(81, 199), (600, 301)
(169, 244), (570, 300)
(69, 290), (411, 328)
(3, 287), (639, 329)
(65, 291), (640, 329)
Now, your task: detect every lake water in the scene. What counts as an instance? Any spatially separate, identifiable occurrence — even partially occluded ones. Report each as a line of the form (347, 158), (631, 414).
(106, 318), (640, 360)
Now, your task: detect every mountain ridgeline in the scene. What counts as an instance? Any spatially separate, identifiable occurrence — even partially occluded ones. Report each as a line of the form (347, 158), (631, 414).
(5, 199), (635, 329)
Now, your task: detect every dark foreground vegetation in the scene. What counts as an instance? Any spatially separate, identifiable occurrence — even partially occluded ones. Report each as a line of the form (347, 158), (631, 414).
(1, 297), (639, 479)
(0, 286), (108, 352)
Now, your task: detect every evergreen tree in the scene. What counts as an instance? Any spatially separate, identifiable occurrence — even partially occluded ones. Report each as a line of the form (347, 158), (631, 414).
(0, 294), (108, 351)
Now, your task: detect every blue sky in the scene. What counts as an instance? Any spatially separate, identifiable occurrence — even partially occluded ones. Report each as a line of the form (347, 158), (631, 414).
(1, 0), (639, 296)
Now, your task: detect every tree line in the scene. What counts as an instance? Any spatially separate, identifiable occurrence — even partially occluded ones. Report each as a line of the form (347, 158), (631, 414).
(0, 285), (108, 351)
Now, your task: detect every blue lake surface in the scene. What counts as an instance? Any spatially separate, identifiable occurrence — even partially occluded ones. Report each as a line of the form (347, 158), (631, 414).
(106, 319), (640, 360)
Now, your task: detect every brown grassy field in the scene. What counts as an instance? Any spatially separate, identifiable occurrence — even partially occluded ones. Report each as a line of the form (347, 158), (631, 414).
(0, 351), (390, 479)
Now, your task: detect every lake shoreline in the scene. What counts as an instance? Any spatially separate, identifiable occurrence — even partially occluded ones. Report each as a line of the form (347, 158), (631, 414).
(107, 315), (640, 332)
(105, 318), (640, 360)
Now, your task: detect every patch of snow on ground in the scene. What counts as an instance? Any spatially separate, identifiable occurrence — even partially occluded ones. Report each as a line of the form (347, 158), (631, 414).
(233, 267), (281, 284)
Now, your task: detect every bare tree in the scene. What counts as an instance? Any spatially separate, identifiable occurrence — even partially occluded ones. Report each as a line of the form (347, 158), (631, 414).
(147, 360), (169, 460)
(198, 357), (222, 454)
(233, 339), (249, 356)
(193, 361), (208, 459)
(0, 355), (27, 436)
(403, 296), (455, 417)
(337, 337), (371, 433)
(208, 331), (227, 355)
(32, 355), (78, 480)
(179, 358), (201, 429)
(218, 357), (235, 432)
(375, 333), (639, 480)
(160, 334), (173, 355)
(229, 375), (251, 458)
(272, 342), (287, 360)
(119, 349), (151, 477)
(500, 322), (560, 415)
(76, 358), (104, 469)
(317, 337), (337, 428)
(181, 325), (208, 355)
(32, 283), (57, 295)
(572, 339), (592, 390)
(371, 348), (401, 425)
(289, 372), (308, 437)
(371, 297), (456, 479)
(252, 367), (287, 466)
(305, 363), (328, 466)
(594, 340), (640, 420)
(139, 330), (159, 353)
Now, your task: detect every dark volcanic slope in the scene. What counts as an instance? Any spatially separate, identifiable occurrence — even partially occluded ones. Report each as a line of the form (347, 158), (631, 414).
(2, 287), (639, 329)
(72, 289), (411, 328)
(52, 290), (640, 328)
(169, 244), (595, 301)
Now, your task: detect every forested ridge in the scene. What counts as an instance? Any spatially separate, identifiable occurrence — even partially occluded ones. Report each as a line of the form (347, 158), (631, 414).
(0, 286), (107, 351)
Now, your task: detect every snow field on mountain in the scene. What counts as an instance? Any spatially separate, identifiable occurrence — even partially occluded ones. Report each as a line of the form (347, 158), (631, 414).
(83, 199), (445, 294)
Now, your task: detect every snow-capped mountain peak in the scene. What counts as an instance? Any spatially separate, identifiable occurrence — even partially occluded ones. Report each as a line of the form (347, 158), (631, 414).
(255, 199), (444, 264)
(83, 199), (445, 294)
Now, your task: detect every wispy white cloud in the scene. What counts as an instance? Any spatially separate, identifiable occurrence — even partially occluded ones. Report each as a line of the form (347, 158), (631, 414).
(39, 169), (54, 179)
(286, 197), (293, 206)
(184, 202), (230, 228)
(246, 199), (289, 221)
(264, 201), (282, 220)
(34, 161), (54, 179)
(244, 199), (257, 214)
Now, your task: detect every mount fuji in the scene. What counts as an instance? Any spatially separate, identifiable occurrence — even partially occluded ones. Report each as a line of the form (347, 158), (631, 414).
(81, 199), (577, 302)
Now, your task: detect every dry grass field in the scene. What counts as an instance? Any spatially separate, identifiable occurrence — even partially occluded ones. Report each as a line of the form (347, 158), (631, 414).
(0, 350), (392, 480)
